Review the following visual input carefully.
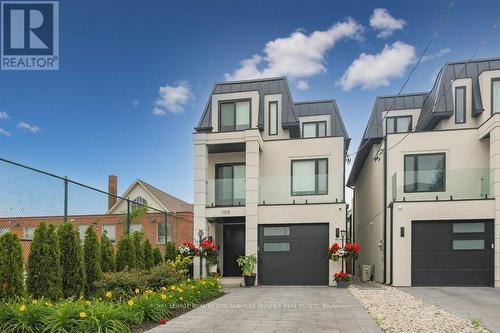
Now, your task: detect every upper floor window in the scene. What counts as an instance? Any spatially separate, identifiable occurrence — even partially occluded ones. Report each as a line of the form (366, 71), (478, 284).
(269, 101), (278, 135)
(455, 86), (466, 124)
(492, 78), (500, 114)
(291, 159), (328, 196)
(302, 121), (326, 138)
(215, 163), (245, 206)
(220, 100), (250, 132)
(404, 153), (445, 193)
(131, 196), (147, 211)
(386, 116), (411, 134)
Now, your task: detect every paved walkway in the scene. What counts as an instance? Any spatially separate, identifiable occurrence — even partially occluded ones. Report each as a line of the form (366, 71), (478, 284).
(401, 287), (500, 332)
(146, 286), (382, 333)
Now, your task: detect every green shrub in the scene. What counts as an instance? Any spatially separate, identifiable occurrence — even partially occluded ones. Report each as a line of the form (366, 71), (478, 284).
(152, 248), (163, 266)
(131, 232), (144, 270)
(26, 223), (63, 300)
(94, 269), (148, 299)
(143, 239), (154, 270)
(0, 300), (51, 333)
(58, 223), (85, 298)
(83, 226), (101, 296)
(164, 241), (177, 262)
(146, 264), (184, 290)
(116, 236), (136, 271)
(0, 232), (24, 300)
(100, 233), (116, 273)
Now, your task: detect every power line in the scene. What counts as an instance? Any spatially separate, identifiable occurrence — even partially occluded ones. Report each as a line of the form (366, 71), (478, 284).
(346, 0), (456, 159)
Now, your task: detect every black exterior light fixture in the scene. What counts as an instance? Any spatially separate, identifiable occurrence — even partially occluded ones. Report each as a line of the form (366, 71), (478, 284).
(198, 229), (204, 276)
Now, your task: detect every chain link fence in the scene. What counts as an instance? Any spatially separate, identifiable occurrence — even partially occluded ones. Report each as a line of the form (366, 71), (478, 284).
(0, 158), (172, 261)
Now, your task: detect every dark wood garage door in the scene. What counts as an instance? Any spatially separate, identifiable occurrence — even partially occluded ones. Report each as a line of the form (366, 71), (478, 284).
(412, 220), (494, 286)
(258, 223), (329, 285)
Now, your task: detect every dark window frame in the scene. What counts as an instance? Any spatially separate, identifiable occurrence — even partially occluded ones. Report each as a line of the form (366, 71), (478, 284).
(301, 121), (327, 138)
(403, 153), (446, 193)
(455, 86), (466, 124)
(290, 158), (328, 196)
(215, 162), (246, 206)
(386, 116), (412, 134)
(268, 101), (278, 136)
(492, 78), (500, 116)
(218, 99), (252, 132)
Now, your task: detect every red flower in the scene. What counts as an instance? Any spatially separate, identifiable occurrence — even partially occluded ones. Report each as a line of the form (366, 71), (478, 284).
(159, 319), (167, 325)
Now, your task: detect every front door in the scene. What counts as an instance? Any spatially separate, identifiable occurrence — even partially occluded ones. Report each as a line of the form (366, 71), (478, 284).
(223, 224), (245, 276)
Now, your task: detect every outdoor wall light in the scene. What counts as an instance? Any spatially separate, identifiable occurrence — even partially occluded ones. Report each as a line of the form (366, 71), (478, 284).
(340, 230), (346, 239)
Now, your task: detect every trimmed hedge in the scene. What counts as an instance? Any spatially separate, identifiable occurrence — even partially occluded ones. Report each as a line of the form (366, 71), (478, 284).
(131, 232), (144, 270)
(116, 236), (136, 271)
(58, 223), (85, 298)
(164, 241), (177, 262)
(83, 226), (101, 296)
(143, 239), (154, 270)
(0, 232), (24, 299)
(152, 248), (163, 266)
(100, 233), (116, 273)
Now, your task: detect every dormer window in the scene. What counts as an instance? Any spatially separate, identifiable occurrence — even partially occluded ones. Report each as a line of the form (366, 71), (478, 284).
(386, 116), (411, 134)
(269, 101), (278, 135)
(493, 78), (500, 114)
(455, 86), (466, 123)
(131, 196), (147, 211)
(302, 121), (326, 138)
(219, 100), (251, 132)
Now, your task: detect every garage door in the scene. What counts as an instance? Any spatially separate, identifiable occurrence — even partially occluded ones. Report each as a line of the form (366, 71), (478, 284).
(258, 223), (328, 285)
(412, 220), (494, 286)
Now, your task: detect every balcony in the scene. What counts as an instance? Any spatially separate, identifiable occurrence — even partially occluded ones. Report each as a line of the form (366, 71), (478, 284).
(206, 178), (245, 208)
(391, 168), (493, 202)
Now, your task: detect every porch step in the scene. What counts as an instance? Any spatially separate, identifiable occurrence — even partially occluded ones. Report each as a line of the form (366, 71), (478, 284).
(220, 277), (243, 288)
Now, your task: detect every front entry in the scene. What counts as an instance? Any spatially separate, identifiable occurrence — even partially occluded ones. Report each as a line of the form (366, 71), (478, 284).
(223, 224), (245, 276)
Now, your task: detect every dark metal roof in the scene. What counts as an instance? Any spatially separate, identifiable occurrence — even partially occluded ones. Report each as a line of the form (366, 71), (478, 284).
(195, 77), (349, 140)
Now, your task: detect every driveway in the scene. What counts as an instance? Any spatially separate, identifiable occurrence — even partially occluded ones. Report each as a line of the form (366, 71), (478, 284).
(401, 287), (500, 332)
(146, 286), (382, 333)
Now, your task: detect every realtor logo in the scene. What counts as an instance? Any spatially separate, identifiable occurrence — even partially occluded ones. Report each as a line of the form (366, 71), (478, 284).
(1, 1), (59, 70)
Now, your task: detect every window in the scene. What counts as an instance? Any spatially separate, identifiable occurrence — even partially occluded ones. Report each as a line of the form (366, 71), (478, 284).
(455, 86), (466, 123)
(291, 159), (328, 196)
(263, 242), (290, 252)
(131, 196), (147, 211)
(269, 101), (278, 135)
(102, 224), (116, 242)
(130, 223), (143, 233)
(157, 221), (171, 244)
(404, 153), (445, 193)
(263, 226), (290, 236)
(24, 227), (36, 240)
(452, 239), (484, 250)
(215, 164), (245, 206)
(386, 116), (412, 134)
(219, 100), (251, 132)
(302, 121), (327, 138)
(78, 225), (89, 240)
(453, 222), (484, 233)
(0, 227), (10, 235)
(493, 78), (500, 114)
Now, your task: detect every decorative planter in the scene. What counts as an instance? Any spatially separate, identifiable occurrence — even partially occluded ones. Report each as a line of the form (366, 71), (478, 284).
(336, 280), (349, 288)
(208, 264), (218, 274)
(243, 275), (256, 287)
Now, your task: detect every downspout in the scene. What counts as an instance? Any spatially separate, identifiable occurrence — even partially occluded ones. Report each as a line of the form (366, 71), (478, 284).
(383, 139), (387, 285)
(347, 184), (355, 275)
(389, 201), (393, 285)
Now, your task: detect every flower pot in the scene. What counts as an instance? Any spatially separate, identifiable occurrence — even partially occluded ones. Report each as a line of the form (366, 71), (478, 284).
(336, 280), (349, 288)
(208, 264), (217, 274)
(243, 275), (256, 287)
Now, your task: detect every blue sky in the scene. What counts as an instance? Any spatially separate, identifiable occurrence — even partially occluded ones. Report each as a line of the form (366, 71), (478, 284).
(1, 0), (499, 206)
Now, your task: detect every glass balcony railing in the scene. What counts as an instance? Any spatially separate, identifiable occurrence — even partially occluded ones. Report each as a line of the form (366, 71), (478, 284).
(391, 168), (493, 202)
(206, 178), (245, 207)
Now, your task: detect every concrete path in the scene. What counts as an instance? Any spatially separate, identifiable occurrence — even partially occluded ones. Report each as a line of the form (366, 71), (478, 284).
(146, 286), (382, 333)
(401, 287), (500, 332)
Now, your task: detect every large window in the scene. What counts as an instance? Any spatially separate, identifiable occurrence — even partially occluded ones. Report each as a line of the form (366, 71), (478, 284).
(215, 164), (245, 206)
(386, 116), (412, 134)
(291, 159), (328, 196)
(157, 221), (171, 244)
(455, 86), (466, 124)
(302, 121), (327, 138)
(493, 78), (500, 114)
(130, 223), (143, 233)
(269, 101), (278, 135)
(24, 227), (36, 240)
(404, 153), (445, 193)
(219, 100), (251, 132)
(102, 224), (116, 242)
(78, 225), (89, 240)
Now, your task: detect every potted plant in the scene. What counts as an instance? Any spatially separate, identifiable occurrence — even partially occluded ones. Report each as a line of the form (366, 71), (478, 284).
(327, 242), (340, 261)
(236, 255), (257, 287)
(200, 239), (219, 274)
(334, 271), (351, 288)
(344, 242), (360, 259)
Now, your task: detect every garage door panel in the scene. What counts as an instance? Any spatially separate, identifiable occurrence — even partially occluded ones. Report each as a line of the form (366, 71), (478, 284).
(412, 269), (491, 286)
(412, 252), (492, 270)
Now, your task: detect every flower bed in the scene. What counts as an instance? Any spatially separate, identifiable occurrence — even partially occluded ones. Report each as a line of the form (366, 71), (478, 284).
(0, 277), (223, 333)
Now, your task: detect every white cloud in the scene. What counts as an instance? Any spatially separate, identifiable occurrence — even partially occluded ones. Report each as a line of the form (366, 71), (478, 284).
(338, 41), (415, 91)
(0, 128), (11, 136)
(370, 8), (406, 38)
(296, 80), (310, 90)
(0, 112), (9, 119)
(421, 48), (451, 62)
(132, 100), (140, 107)
(154, 81), (194, 116)
(224, 18), (364, 81)
(17, 122), (40, 133)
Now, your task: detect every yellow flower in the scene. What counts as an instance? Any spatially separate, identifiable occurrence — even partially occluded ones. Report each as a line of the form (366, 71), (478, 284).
(161, 287), (167, 291)
(45, 302), (52, 307)
(128, 300), (134, 306)
(85, 301), (91, 306)
(179, 297), (183, 301)
(98, 297), (102, 301)
(31, 300), (37, 305)
(187, 278), (191, 282)
(191, 286), (195, 290)
(161, 294), (167, 300)
(170, 286), (176, 291)
(105, 291), (112, 299)
(19, 305), (26, 312)
(79, 312), (87, 318)
(135, 288), (140, 294)
(168, 295), (172, 298)
(178, 289), (183, 293)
